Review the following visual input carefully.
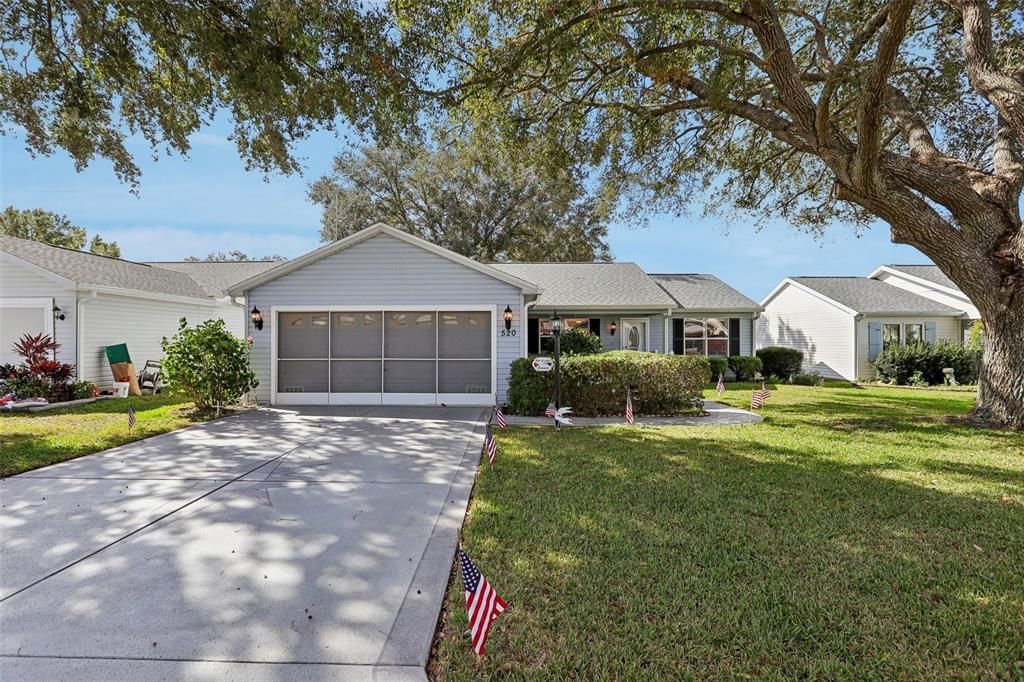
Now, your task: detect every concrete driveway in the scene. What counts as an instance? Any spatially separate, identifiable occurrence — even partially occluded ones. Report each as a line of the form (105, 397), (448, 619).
(0, 406), (487, 681)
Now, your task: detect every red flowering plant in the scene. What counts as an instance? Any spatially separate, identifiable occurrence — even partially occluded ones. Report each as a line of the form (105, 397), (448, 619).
(1, 333), (81, 402)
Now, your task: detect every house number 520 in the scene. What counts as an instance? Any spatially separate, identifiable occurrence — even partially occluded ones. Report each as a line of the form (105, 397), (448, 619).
(500, 329), (517, 337)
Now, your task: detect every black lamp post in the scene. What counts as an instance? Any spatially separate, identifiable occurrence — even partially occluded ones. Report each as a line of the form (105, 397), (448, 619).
(550, 310), (563, 430)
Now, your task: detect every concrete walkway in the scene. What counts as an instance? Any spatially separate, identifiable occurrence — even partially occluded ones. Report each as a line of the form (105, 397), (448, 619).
(0, 406), (488, 682)
(502, 399), (763, 426)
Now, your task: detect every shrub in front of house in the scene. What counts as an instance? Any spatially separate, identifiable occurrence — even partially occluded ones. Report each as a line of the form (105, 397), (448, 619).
(161, 318), (258, 411)
(708, 356), (728, 378)
(756, 346), (804, 380)
(728, 355), (762, 381)
(0, 333), (89, 403)
(790, 371), (823, 386)
(557, 327), (603, 356)
(872, 340), (977, 385)
(506, 351), (710, 417)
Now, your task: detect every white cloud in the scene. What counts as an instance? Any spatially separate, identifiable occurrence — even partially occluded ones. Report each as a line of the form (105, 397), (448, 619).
(103, 226), (320, 261)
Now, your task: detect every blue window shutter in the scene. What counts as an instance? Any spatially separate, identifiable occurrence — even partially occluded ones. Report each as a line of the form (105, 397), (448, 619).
(868, 321), (882, 359)
(924, 321), (936, 343)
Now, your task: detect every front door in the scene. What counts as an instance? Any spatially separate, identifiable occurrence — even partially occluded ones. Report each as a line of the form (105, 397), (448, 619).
(620, 318), (648, 351)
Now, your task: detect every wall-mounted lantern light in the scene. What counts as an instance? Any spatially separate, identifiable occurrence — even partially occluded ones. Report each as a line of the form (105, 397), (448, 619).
(609, 320), (617, 336)
(503, 305), (514, 331)
(52, 305), (65, 321)
(250, 306), (264, 331)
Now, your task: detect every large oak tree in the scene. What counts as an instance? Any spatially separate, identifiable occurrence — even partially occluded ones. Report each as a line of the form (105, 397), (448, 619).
(396, 0), (1024, 428)
(4, 1), (1021, 426)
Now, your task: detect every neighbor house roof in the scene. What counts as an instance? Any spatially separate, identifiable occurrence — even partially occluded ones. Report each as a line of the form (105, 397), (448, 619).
(788, 276), (966, 315)
(650, 274), (762, 311)
(144, 260), (281, 297)
(0, 234), (213, 299)
(878, 264), (962, 293)
(490, 262), (677, 309)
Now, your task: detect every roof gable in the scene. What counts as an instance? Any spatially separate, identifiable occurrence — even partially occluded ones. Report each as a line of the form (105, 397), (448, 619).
(650, 273), (761, 311)
(227, 223), (539, 296)
(787, 276), (966, 315)
(869, 264), (965, 295)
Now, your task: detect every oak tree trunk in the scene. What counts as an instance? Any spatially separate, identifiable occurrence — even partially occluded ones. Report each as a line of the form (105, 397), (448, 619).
(973, 298), (1024, 429)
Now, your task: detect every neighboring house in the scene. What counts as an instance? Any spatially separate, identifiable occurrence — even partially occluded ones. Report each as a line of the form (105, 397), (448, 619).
(0, 235), (277, 390)
(227, 223), (763, 407)
(758, 270), (974, 381)
(867, 264), (981, 322)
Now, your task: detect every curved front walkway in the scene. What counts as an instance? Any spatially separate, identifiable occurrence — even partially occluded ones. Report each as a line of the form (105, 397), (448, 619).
(0, 406), (487, 681)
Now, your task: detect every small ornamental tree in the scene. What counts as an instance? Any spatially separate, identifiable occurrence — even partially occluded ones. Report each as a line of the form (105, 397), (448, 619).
(558, 327), (604, 356)
(161, 318), (257, 411)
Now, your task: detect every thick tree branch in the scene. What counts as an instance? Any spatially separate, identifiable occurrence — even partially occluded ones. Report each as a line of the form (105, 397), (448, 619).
(993, 114), (1024, 186)
(853, 0), (914, 192)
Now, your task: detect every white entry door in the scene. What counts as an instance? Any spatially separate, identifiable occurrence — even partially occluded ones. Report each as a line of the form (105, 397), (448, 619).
(620, 318), (649, 352)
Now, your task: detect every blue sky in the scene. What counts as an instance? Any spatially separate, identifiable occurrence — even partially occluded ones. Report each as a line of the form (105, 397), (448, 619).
(0, 118), (932, 302)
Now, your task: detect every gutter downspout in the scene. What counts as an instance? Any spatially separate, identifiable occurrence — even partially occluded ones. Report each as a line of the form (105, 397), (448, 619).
(853, 313), (863, 383)
(751, 311), (761, 355)
(76, 290), (98, 381)
(665, 308), (673, 354)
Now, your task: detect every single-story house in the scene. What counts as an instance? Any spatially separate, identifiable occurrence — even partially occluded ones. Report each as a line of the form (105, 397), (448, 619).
(867, 264), (981, 322)
(227, 223), (763, 406)
(0, 235), (277, 390)
(757, 267), (975, 381)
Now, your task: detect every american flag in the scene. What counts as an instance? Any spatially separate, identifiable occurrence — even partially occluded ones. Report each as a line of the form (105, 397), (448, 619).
(751, 383), (772, 409)
(625, 390), (634, 425)
(494, 405), (507, 429)
(484, 425), (498, 466)
(127, 402), (136, 429)
(716, 372), (725, 395)
(458, 548), (508, 656)
(544, 401), (556, 417)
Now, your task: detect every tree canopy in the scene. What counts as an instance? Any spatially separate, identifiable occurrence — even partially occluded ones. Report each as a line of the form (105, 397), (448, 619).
(184, 251), (286, 262)
(309, 142), (613, 262)
(0, 206), (121, 257)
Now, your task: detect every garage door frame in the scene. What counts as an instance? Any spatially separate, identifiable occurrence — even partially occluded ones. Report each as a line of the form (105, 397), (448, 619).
(270, 304), (497, 406)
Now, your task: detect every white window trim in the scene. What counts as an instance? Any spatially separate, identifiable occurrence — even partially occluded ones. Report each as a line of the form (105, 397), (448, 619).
(619, 318), (651, 352)
(679, 317), (730, 357)
(0, 297), (54, 336)
(269, 304), (497, 406)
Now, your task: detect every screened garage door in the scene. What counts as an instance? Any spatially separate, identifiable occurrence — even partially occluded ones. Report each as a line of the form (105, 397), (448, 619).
(274, 308), (494, 405)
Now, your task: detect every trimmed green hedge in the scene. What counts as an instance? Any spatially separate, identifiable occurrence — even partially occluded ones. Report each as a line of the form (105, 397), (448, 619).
(756, 346), (804, 379)
(872, 341), (978, 385)
(506, 351), (710, 417)
(728, 355), (762, 381)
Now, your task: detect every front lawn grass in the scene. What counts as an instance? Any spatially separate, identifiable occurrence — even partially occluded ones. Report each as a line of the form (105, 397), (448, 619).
(0, 394), (212, 477)
(432, 384), (1024, 679)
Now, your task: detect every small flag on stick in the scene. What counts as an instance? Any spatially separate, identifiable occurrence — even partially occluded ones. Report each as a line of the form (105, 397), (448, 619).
(751, 383), (772, 409)
(127, 402), (136, 430)
(484, 425), (498, 467)
(494, 405), (507, 429)
(625, 390), (634, 425)
(716, 372), (725, 396)
(544, 401), (556, 418)
(459, 548), (508, 657)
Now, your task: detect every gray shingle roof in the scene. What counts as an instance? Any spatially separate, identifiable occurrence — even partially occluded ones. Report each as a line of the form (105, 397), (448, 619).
(144, 261), (281, 297)
(885, 264), (961, 292)
(490, 262), (677, 308)
(792, 276), (966, 314)
(651, 274), (762, 311)
(1, 235), (212, 299)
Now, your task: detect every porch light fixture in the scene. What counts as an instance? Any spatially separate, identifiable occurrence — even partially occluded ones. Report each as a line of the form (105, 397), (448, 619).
(503, 305), (514, 331)
(549, 310), (563, 335)
(52, 305), (65, 321)
(250, 306), (264, 331)
(609, 320), (617, 336)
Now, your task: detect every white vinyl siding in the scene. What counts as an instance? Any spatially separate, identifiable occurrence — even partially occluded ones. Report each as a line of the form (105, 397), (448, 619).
(246, 233), (523, 404)
(757, 284), (855, 380)
(79, 294), (242, 391)
(856, 315), (962, 381)
(0, 258), (76, 368)
(873, 272), (979, 319)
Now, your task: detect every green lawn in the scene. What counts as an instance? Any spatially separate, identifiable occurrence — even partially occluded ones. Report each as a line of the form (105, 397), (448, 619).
(432, 384), (1024, 679)
(0, 394), (211, 477)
